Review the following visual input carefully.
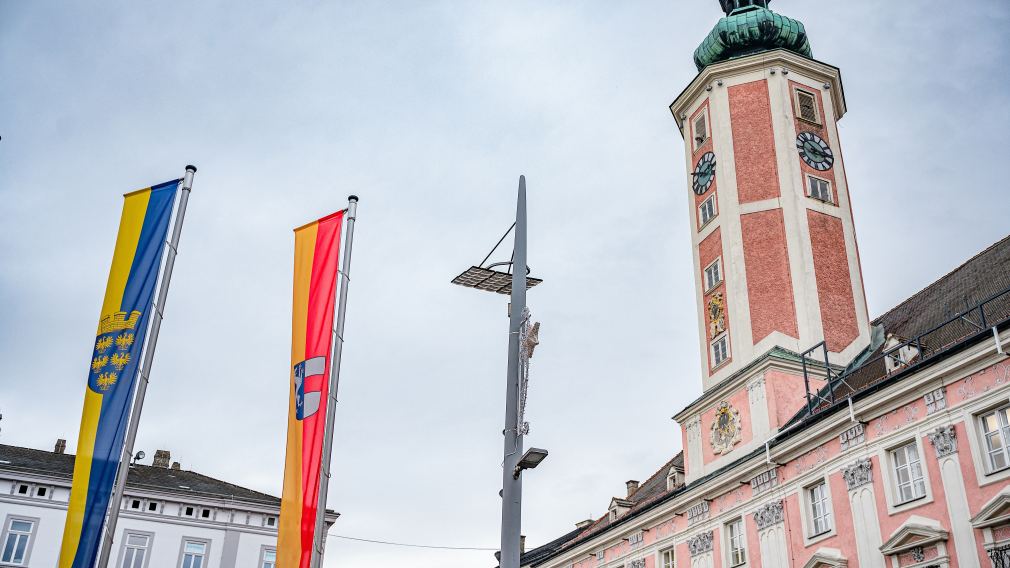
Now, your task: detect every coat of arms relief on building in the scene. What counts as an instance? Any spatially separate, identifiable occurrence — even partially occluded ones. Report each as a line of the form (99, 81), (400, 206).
(707, 293), (726, 337)
(709, 401), (741, 455)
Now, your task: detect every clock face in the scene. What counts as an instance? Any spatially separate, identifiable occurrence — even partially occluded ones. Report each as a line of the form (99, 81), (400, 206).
(796, 132), (834, 171)
(692, 152), (717, 195)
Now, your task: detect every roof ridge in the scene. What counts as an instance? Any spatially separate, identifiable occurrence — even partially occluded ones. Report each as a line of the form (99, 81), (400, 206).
(873, 233), (1010, 325)
(628, 451), (682, 500)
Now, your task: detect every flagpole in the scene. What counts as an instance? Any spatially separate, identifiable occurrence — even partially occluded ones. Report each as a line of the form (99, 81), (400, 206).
(311, 195), (358, 567)
(96, 165), (197, 568)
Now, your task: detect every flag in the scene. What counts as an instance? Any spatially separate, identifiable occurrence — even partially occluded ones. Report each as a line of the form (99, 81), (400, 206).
(59, 180), (179, 568)
(278, 210), (345, 566)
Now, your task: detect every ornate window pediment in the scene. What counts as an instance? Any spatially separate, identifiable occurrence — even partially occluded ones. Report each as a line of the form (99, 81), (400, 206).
(971, 487), (1010, 529)
(878, 516), (948, 556)
(801, 548), (847, 568)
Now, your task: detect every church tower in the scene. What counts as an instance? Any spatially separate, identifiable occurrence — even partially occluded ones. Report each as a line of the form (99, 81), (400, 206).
(671, 0), (872, 482)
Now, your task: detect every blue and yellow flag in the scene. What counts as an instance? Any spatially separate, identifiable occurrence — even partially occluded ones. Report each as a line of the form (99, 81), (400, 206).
(59, 180), (179, 568)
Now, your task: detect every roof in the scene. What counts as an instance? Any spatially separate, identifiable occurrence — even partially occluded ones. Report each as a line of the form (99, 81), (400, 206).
(519, 452), (684, 567)
(525, 234), (1010, 567)
(0, 443), (280, 506)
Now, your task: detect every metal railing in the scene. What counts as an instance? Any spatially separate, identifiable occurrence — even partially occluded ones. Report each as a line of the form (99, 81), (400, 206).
(802, 285), (1010, 416)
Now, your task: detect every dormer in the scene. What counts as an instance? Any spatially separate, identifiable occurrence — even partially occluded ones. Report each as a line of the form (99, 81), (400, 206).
(666, 464), (685, 491)
(608, 498), (634, 522)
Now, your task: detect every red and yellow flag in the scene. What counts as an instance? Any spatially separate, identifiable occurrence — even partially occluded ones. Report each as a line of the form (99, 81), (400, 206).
(278, 210), (345, 566)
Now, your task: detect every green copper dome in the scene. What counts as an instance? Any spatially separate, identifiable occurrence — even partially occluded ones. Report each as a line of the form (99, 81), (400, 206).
(693, 2), (813, 71)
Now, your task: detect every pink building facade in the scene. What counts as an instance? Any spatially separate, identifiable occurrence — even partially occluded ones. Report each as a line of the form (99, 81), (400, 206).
(519, 2), (1010, 568)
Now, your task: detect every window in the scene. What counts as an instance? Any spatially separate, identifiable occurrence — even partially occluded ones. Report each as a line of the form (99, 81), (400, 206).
(183, 506), (195, 517)
(694, 112), (708, 150)
(699, 195), (717, 227)
(180, 540), (207, 568)
(130, 499), (142, 510)
(726, 519), (746, 566)
(34, 486), (47, 498)
(980, 406), (1010, 472)
(260, 548), (277, 568)
(807, 481), (832, 536)
(147, 501), (159, 512)
(200, 508), (211, 519)
(15, 484), (28, 495)
(704, 258), (723, 292)
(1, 518), (35, 565)
(795, 89), (820, 124)
(712, 334), (730, 367)
(265, 516), (277, 527)
(660, 548), (675, 568)
(120, 533), (151, 568)
(891, 443), (926, 503)
(807, 176), (833, 203)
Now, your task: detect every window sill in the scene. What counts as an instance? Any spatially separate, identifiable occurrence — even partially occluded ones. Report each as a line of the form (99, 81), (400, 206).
(985, 465), (1010, 477)
(698, 216), (718, 232)
(806, 195), (836, 206)
(804, 526), (837, 547)
(797, 117), (823, 128)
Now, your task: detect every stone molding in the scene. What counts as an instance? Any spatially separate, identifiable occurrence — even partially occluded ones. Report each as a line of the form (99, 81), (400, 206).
(753, 500), (785, 530)
(927, 425), (957, 458)
(842, 459), (872, 490)
(688, 531), (714, 556)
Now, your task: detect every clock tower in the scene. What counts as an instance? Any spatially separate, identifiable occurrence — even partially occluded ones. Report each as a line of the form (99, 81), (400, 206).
(671, 0), (872, 481)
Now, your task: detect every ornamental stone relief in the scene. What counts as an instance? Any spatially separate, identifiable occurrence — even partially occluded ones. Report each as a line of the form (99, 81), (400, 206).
(753, 500), (785, 530)
(686, 500), (710, 525)
(839, 423), (865, 451)
(924, 388), (946, 414)
(710, 401), (741, 455)
(628, 560), (646, 568)
(749, 468), (778, 494)
(707, 293), (726, 337)
(842, 458), (873, 490)
(687, 531), (714, 556)
(927, 425), (958, 457)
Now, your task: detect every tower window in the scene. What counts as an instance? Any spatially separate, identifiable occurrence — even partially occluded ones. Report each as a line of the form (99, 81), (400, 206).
(795, 89), (820, 124)
(711, 334), (730, 367)
(699, 195), (718, 227)
(806, 176), (833, 204)
(704, 258), (723, 292)
(693, 112), (708, 150)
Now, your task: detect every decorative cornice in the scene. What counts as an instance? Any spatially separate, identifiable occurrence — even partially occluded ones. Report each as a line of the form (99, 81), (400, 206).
(687, 531), (714, 556)
(927, 425), (957, 458)
(842, 459), (872, 490)
(753, 500), (785, 530)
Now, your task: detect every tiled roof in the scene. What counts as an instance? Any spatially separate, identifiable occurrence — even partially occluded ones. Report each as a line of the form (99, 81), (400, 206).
(0, 443), (280, 506)
(520, 452), (684, 567)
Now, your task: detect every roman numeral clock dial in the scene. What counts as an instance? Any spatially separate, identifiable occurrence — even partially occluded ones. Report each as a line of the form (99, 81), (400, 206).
(692, 151), (717, 195)
(796, 131), (834, 171)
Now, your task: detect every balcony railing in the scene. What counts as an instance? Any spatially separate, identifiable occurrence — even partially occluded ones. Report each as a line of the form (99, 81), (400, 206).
(802, 285), (1010, 416)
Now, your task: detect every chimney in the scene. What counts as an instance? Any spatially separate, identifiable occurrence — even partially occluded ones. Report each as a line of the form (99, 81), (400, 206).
(520, 535), (526, 554)
(171, 462), (181, 470)
(152, 450), (171, 468)
(576, 519), (594, 529)
(626, 480), (640, 498)
(54, 439), (67, 454)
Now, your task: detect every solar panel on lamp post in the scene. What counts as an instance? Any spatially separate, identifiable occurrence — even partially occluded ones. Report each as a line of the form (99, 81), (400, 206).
(451, 176), (541, 568)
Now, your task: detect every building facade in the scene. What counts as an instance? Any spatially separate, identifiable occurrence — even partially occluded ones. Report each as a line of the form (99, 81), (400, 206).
(520, 2), (1010, 568)
(0, 442), (337, 567)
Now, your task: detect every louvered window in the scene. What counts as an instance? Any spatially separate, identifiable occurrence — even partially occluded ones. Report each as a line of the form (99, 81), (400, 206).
(694, 113), (708, 149)
(796, 90), (819, 123)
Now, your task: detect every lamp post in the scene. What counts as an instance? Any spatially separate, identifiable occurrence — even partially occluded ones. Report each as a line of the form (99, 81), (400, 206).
(451, 176), (545, 568)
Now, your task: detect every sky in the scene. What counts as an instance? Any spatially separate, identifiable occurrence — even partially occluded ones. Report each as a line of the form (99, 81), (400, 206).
(2, 0), (1010, 566)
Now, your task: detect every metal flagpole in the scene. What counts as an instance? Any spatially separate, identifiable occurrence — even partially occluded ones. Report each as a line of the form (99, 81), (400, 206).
(500, 176), (527, 568)
(96, 165), (197, 568)
(311, 195), (359, 567)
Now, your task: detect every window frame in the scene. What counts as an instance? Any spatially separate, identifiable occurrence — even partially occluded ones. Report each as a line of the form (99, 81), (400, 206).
(805, 174), (834, 204)
(659, 547), (676, 568)
(794, 88), (821, 125)
(890, 442), (927, 504)
(978, 404), (1010, 474)
(806, 479), (833, 537)
(0, 515), (39, 566)
(724, 517), (747, 567)
(117, 530), (155, 568)
(692, 108), (710, 151)
(699, 194), (718, 229)
(711, 333), (731, 369)
(879, 437), (935, 514)
(703, 257), (723, 293)
(259, 546), (277, 568)
(177, 537), (211, 568)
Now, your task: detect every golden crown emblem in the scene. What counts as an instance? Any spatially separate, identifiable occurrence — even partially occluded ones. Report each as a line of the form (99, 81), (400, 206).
(97, 310), (142, 335)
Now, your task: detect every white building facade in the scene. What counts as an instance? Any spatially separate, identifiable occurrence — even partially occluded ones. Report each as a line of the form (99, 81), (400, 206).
(0, 443), (336, 567)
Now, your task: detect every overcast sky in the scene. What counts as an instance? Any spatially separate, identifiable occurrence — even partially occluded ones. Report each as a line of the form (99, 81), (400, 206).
(2, 1), (1009, 566)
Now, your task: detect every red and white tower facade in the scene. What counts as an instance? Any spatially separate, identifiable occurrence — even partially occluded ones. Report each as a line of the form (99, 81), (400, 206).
(671, 0), (872, 482)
